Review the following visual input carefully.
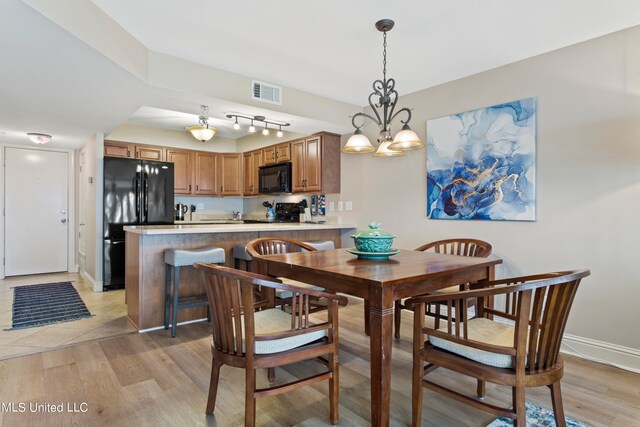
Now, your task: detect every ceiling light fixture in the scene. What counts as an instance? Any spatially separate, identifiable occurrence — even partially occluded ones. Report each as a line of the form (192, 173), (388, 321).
(27, 132), (52, 144)
(226, 114), (290, 137)
(186, 105), (217, 142)
(341, 19), (424, 156)
(232, 116), (241, 131)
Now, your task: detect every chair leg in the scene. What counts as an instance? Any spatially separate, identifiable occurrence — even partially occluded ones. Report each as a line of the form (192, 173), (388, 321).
(477, 379), (485, 399)
(164, 264), (171, 330)
(364, 300), (370, 336)
(394, 300), (402, 339)
(171, 266), (180, 338)
(549, 382), (567, 427)
(411, 361), (424, 427)
(205, 358), (222, 415)
(329, 353), (339, 424)
(245, 368), (256, 427)
(267, 368), (275, 383)
(512, 386), (526, 427)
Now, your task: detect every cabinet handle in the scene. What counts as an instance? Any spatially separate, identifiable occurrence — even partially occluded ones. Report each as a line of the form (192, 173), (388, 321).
(189, 184), (191, 191)
(221, 186), (223, 192)
(196, 185), (199, 191)
(127, 150), (130, 157)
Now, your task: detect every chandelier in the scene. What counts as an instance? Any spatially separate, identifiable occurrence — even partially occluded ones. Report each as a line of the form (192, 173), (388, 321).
(341, 19), (424, 157)
(226, 113), (290, 137)
(187, 105), (217, 142)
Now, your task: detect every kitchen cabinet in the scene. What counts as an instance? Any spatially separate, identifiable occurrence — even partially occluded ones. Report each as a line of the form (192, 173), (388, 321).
(263, 142), (291, 165)
(218, 153), (243, 196)
(104, 140), (165, 161)
(194, 151), (218, 196)
(243, 150), (263, 196)
(291, 132), (340, 193)
(166, 149), (193, 195)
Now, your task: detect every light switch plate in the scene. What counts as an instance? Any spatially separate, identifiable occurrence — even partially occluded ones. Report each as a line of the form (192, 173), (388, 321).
(329, 202), (335, 211)
(338, 201), (343, 211)
(345, 201), (353, 211)
(196, 203), (204, 210)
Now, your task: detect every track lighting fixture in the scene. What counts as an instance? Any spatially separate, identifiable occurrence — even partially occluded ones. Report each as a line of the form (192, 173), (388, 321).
(226, 114), (290, 137)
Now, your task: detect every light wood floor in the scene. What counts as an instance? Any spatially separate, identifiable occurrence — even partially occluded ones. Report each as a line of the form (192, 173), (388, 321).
(0, 298), (638, 426)
(0, 272), (136, 360)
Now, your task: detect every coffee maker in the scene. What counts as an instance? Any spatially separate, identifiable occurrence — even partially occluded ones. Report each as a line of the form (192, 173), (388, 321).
(175, 203), (188, 221)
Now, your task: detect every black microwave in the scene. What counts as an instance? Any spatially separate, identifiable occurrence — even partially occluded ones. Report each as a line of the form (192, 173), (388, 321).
(259, 162), (292, 194)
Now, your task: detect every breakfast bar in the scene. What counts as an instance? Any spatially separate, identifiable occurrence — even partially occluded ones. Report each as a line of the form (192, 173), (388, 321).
(123, 222), (356, 331)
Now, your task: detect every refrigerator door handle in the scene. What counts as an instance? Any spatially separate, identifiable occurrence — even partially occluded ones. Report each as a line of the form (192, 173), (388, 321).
(134, 176), (141, 222)
(143, 176), (149, 222)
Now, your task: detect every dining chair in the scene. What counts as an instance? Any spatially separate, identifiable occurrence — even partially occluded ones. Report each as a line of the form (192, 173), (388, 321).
(246, 237), (347, 312)
(393, 238), (492, 339)
(195, 262), (341, 427)
(407, 269), (590, 427)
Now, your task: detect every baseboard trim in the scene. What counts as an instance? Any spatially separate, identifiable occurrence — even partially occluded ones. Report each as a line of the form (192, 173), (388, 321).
(81, 271), (103, 293)
(561, 333), (640, 373)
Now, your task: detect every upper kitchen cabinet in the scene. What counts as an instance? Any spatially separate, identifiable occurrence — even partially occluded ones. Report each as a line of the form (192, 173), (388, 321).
(193, 151), (218, 196)
(166, 148), (193, 195)
(263, 142), (291, 165)
(104, 140), (165, 161)
(218, 153), (243, 196)
(243, 150), (263, 196)
(291, 132), (340, 194)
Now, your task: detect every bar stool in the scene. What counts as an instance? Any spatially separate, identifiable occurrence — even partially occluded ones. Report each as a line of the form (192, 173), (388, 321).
(232, 240), (335, 272)
(164, 246), (225, 337)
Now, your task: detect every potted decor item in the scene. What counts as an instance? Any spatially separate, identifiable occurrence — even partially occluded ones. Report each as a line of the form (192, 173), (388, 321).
(348, 222), (399, 260)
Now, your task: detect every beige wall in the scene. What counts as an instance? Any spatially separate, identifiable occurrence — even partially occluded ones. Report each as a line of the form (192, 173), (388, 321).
(341, 26), (640, 360)
(80, 133), (102, 290)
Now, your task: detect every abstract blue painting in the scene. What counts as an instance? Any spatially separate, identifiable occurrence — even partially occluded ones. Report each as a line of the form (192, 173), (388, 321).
(427, 98), (536, 221)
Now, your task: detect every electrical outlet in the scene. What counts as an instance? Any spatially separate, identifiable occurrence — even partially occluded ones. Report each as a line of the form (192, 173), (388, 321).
(196, 203), (204, 210)
(345, 201), (353, 211)
(337, 201), (343, 211)
(329, 202), (335, 211)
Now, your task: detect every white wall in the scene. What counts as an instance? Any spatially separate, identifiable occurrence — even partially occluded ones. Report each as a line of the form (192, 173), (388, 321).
(340, 26), (640, 368)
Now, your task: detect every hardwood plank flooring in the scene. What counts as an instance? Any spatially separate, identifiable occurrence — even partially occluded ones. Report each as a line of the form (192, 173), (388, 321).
(0, 298), (638, 426)
(0, 272), (136, 360)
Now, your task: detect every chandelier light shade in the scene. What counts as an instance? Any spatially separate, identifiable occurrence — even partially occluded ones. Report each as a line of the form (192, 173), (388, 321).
(27, 133), (52, 144)
(187, 105), (217, 142)
(341, 19), (424, 156)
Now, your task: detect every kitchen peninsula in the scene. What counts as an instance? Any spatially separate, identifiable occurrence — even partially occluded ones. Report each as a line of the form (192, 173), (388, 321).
(123, 222), (356, 331)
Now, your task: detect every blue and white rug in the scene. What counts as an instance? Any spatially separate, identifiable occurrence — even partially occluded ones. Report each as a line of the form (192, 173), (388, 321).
(487, 402), (589, 426)
(8, 281), (93, 330)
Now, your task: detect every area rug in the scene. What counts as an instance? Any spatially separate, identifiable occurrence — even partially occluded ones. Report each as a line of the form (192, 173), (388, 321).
(486, 402), (589, 426)
(9, 281), (93, 330)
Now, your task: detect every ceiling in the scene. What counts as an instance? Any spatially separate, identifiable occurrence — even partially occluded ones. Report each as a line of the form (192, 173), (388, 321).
(2, 0), (640, 149)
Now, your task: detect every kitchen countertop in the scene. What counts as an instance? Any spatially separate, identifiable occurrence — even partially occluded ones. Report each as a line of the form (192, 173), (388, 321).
(124, 222), (356, 235)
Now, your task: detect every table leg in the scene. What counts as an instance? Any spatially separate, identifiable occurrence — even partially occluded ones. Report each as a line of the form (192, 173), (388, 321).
(368, 288), (394, 427)
(364, 299), (370, 336)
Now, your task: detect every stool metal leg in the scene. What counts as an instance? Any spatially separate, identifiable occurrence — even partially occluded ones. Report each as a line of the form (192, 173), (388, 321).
(171, 266), (180, 338)
(164, 264), (172, 330)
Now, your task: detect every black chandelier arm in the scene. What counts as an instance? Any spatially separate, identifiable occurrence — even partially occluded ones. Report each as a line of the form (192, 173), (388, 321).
(389, 107), (413, 126)
(351, 112), (381, 129)
(385, 84), (399, 130)
(367, 92), (384, 125)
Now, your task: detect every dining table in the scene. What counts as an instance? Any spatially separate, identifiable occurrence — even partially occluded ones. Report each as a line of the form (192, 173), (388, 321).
(254, 247), (502, 427)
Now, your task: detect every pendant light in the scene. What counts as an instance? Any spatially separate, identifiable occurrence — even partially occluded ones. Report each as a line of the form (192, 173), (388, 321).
(187, 105), (217, 142)
(342, 19), (424, 156)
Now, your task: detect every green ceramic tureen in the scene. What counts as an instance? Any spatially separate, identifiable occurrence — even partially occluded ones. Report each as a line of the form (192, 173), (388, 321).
(351, 222), (396, 253)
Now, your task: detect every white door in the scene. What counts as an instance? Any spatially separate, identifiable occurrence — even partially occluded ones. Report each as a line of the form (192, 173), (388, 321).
(5, 147), (69, 276)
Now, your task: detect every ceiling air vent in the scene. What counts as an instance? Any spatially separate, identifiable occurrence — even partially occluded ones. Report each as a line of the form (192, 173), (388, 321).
(252, 80), (282, 105)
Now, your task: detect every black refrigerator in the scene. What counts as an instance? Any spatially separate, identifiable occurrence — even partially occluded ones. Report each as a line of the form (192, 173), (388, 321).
(103, 157), (174, 290)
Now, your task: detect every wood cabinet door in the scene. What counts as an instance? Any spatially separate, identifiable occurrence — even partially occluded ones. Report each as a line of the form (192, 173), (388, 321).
(252, 150), (263, 195)
(104, 141), (134, 158)
(263, 146), (276, 165)
(304, 137), (322, 191)
(218, 153), (243, 196)
(291, 139), (306, 192)
(166, 149), (193, 195)
(243, 152), (253, 195)
(135, 145), (165, 162)
(194, 151), (217, 195)
(275, 142), (291, 163)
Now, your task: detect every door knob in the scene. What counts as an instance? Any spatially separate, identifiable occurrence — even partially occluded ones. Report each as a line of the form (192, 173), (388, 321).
(61, 218), (67, 224)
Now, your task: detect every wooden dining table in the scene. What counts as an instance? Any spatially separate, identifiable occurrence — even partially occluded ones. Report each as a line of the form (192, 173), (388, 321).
(254, 248), (502, 427)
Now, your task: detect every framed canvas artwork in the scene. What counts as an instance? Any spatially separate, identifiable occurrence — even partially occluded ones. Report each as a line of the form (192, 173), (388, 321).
(426, 98), (536, 221)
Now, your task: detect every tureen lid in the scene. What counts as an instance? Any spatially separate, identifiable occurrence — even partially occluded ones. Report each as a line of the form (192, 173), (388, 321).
(351, 222), (395, 239)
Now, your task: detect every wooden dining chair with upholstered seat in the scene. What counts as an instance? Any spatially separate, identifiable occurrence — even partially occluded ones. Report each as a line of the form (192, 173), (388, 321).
(393, 238), (492, 339)
(407, 269), (590, 427)
(246, 237), (348, 312)
(195, 263), (341, 427)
